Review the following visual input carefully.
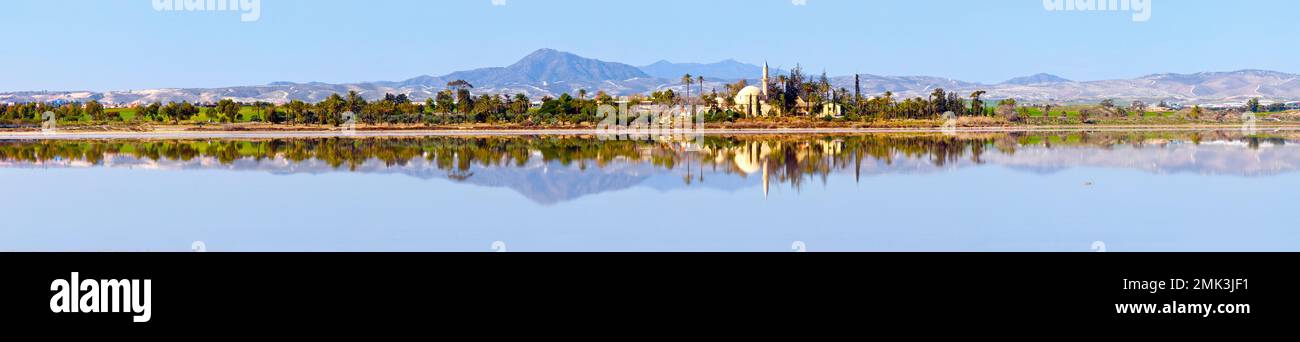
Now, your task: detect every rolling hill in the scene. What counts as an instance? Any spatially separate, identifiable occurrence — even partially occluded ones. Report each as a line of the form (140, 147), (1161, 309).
(5, 49), (1300, 106)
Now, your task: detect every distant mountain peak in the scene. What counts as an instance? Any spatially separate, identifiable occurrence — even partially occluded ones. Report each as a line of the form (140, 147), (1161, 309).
(517, 48), (574, 61)
(442, 48), (648, 85)
(1002, 73), (1071, 85)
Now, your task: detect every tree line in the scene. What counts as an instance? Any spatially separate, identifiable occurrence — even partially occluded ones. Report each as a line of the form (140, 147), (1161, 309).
(0, 80), (613, 126)
(7, 73), (1282, 127)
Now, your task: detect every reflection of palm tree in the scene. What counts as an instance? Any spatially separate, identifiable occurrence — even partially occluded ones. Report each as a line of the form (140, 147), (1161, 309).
(683, 158), (693, 185)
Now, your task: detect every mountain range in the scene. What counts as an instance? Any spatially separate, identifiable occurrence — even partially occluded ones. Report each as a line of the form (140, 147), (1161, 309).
(5, 48), (1300, 106)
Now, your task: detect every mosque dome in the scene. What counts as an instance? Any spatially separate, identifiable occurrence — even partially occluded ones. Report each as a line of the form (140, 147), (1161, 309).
(735, 154), (762, 174)
(732, 142), (772, 174)
(735, 86), (763, 101)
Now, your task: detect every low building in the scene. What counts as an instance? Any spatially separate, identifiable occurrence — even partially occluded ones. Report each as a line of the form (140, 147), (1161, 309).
(729, 62), (776, 117)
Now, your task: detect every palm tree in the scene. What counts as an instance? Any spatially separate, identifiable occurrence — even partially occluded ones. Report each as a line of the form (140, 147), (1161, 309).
(346, 90), (364, 113)
(969, 90), (987, 116)
(446, 80), (474, 91)
(322, 93), (345, 125)
(930, 88), (946, 117)
(697, 76), (705, 106)
(446, 80), (474, 113)
(880, 91), (895, 118)
(264, 102), (277, 123)
(578, 89), (587, 101)
(681, 74), (693, 107)
(513, 93), (529, 109)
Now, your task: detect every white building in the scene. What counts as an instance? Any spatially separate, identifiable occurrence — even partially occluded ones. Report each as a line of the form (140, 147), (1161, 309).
(729, 62), (775, 117)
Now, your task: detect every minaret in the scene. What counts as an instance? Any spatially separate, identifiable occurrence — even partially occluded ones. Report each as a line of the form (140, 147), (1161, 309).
(761, 61), (770, 98)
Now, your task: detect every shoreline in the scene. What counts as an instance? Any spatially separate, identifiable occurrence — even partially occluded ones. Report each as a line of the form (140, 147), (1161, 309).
(3, 124), (1298, 140)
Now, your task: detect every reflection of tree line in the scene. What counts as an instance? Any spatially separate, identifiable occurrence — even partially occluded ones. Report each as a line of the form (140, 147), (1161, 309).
(0, 131), (1289, 184)
(1012, 131), (1289, 149)
(0, 138), (651, 172)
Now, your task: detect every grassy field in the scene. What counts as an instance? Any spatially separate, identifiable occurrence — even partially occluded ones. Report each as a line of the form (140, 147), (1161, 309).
(104, 106), (269, 123)
(1018, 106), (1182, 119)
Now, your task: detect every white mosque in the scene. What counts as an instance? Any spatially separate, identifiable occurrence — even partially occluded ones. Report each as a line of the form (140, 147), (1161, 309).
(729, 62), (776, 117)
(722, 61), (842, 118)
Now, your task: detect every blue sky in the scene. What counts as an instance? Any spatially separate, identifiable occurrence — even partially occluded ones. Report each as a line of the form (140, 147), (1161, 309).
(2, 0), (1297, 92)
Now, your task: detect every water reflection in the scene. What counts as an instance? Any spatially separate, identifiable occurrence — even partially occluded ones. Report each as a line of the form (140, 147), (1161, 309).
(2, 131), (1296, 204)
(6, 130), (1300, 251)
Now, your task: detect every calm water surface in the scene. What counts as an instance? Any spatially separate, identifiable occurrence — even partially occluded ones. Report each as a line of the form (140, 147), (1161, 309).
(3, 131), (1299, 251)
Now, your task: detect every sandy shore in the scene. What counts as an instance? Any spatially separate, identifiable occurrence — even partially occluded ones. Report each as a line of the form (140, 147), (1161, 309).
(3, 125), (1300, 140)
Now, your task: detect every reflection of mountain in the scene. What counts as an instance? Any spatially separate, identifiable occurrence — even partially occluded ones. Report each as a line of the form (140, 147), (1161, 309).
(0, 152), (755, 205)
(4, 133), (1300, 204)
(438, 160), (654, 205)
(983, 142), (1298, 176)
